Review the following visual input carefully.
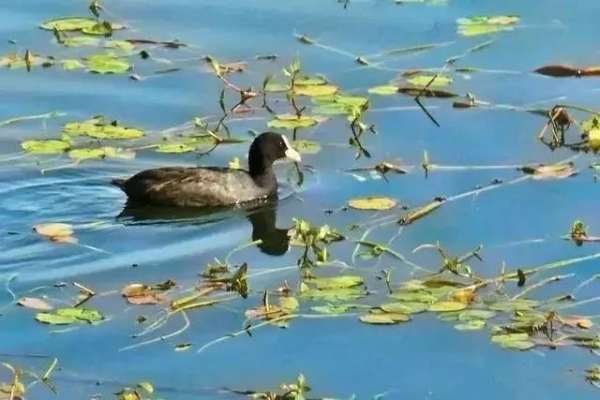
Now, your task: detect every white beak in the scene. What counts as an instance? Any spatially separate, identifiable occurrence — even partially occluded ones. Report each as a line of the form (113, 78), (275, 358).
(281, 135), (302, 162)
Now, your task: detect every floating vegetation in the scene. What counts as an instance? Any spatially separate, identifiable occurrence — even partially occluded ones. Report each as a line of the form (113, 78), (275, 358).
(457, 16), (520, 37)
(348, 196), (397, 211)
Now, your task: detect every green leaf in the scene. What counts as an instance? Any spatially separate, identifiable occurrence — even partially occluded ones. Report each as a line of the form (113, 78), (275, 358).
(489, 299), (539, 312)
(428, 301), (468, 312)
(36, 307), (103, 325)
(279, 297), (299, 312)
(62, 59), (86, 70)
(457, 15), (520, 37)
(368, 85), (398, 96)
(360, 313), (410, 325)
(82, 21), (113, 36)
(458, 309), (496, 321)
(499, 340), (535, 350)
(267, 114), (318, 130)
(300, 287), (366, 302)
(40, 17), (98, 32)
(380, 302), (428, 314)
(21, 139), (70, 154)
(406, 75), (452, 87)
(293, 140), (322, 154)
(64, 120), (144, 139)
(105, 40), (135, 52)
(348, 196), (397, 211)
(62, 36), (101, 47)
(264, 82), (291, 93)
(156, 142), (196, 153)
(313, 275), (364, 290)
(295, 76), (328, 86)
(391, 290), (437, 303)
(86, 53), (132, 74)
(311, 304), (368, 314)
(294, 84), (338, 97)
(455, 319), (486, 331)
(137, 382), (154, 394)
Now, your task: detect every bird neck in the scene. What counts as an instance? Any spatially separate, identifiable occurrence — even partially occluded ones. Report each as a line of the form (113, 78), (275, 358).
(249, 152), (276, 189)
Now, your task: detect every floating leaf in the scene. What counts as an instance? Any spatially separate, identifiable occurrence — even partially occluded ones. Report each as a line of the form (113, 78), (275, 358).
(368, 85), (398, 96)
(391, 290), (437, 303)
(64, 120), (144, 140)
(359, 313), (410, 325)
(174, 343), (194, 352)
(36, 307), (103, 325)
(311, 304), (369, 314)
(407, 75), (452, 87)
(428, 301), (467, 312)
(294, 84), (338, 97)
(62, 36), (101, 47)
(292, 140), (322, 154)
(267, 114), (318, 130)
(397, 87), (457, 98)
(137, 382), (154, 394)
(156, 142), (196, 153)
(313, 275), (364, 290)
(348, 196), (397, 211)
(264, 82), (291, 93)
(534, 64), (600, 78)
(295, 76), (328, 86)
(105, 40), (136, 52)
(455, 319), (486, 331)
(380, 302), (428, 314)
(520, 164), (576, 180)
(62, 59), (85, 70)
(33, 223), (74, 241)
(489, 299), (539, 312)
(21, 139), (70, 154)
(86, 53), (132, 74)
(399, 199), (444, 225)
(82, 21), (113, 36)
(40, 17), (98, 32)
(457, 16), (520, 37)
(18, 297), (53, 311)
(279, 297), (299, 312)
(458, 310), (496, 321)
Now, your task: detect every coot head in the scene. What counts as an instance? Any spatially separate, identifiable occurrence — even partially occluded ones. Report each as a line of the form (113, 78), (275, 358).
(248, 132), (301, 178)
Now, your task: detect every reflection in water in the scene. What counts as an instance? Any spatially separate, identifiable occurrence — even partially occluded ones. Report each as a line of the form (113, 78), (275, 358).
(116, 198), (291, 256)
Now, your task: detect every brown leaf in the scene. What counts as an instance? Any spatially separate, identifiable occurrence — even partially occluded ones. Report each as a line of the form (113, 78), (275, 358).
(398, 87), (458, 98)
(127, 293), (163, 305)
(562, 316), (593, 330)
(521, 164), (577, 180)
(17, 297), (53, 311)
(534, 64), (600, 78)
(451, 289), (475, 304)
(121, 283), (150, 298)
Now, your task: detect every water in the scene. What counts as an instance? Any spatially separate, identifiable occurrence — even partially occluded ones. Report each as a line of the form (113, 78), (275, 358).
(1, 0), (600, 398)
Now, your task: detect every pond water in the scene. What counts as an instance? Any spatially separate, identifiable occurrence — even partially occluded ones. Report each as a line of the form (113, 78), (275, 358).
(1, 0), (600, 399)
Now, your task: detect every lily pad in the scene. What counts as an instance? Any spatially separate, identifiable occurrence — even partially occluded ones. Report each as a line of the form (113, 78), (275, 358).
(64, 120), (144, 140)
(82, 21), (114, 36)
(40, 17), (98, 32)
(407, 75), (452, 87)
(62, 59), (86, 70)
(380, 302), (428, 314)
(294, 84), (338, 97)
(267, 114), (318, 130)
(313, 275), (364, 290)
(489, 299), (539, 312)
(391, 290), (437, 303)
(62, 36), (101, 47)
(293, 140), (322, 154)
(264, 82), (291, 93)
(458, 310), (496, 321)
(86, 53), (132, 74)
(360, 313), (410, 325)
(295, 76), (328, 86)
(156, 142), (196, 153)
(21, 139), (70, 154)
(368, 85), (398, 96)
(457, 15), (520, 37)
(428, 301), (467, 312)
(36, 307), (103, 325)
(348, 196), (397, 211)
(455, 319), (486, 331)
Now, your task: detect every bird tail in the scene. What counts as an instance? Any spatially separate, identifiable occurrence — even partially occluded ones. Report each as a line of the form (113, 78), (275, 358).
(111, 178), (127, 190)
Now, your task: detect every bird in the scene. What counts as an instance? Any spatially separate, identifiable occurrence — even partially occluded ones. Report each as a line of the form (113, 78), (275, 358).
(111, 132), (301, 208)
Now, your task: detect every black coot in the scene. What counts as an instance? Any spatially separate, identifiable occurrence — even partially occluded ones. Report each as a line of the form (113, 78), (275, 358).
(111, 132), (301, 208)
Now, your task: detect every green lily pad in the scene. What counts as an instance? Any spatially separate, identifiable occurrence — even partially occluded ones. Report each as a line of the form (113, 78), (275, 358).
(313, 275), (364, 290)
(380, 302), (428, 314)
(311, 304), (369, 314)
(156, 142), (196, 153)
(86, 53), (132, 74)
(489, 299), (539, 312)
(457, 15), (520, 37)
(391, 290), (437, 303)
(36, 307), (103, 325)
(295, 76), (328, 86)
(264, 82), (291, 93)
(69, 147), (135, 160)
(368, 86), (398, 96)
(315, 95), (369, 108)
(428, 301), (468, 312)
(279, 297), (299, 312)
(40, 17), (98, 32)
(458, 309), (496, 321)
(455, 319), (486, 331)
(62, 59), (85, 70)
(294, 84), (338, 97)
(406, 75), (452, 87)
(437, 311), (461, 322)
(64, 120), (144, 140)
(348, 196), (397, 211)
(62, 36), (101, 47)
(293, 140), (322, 154)
(105, 40), (136, 52)
(21, 139), (70, 154)
(300, 287), (366, 302)
(360, 313), (410, 325)
(267, 114), (318, 130)
(82, 21), (113, 36)
(313, 103), (352, 116)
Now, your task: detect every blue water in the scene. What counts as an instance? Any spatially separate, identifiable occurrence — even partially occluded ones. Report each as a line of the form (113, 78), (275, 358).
(1, 0), (600, 398)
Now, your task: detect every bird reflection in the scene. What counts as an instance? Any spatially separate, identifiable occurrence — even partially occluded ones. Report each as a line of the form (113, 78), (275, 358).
(116, 198), (291, 256)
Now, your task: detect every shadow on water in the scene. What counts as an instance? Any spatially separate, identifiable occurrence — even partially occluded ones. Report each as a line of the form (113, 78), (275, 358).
(116, 197), (291, 256)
